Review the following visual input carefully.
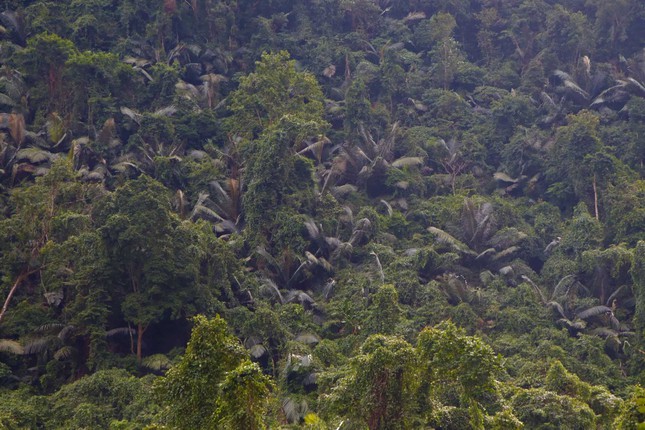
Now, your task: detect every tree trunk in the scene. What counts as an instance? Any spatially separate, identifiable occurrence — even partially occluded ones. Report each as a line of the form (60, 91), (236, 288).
(0, 270), (31, 324)
(137, 323), (146, 364)
(593, 174), (599, 220)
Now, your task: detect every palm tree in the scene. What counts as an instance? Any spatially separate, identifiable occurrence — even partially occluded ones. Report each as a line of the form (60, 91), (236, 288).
(427, 198), (527, 268)
(189, 178), (242, 234)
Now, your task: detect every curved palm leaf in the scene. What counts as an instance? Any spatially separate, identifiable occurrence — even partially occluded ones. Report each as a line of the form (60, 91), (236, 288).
(142, 353), (172, 371)
(0, 339), (24, 354)
(576, 306), (612, 320)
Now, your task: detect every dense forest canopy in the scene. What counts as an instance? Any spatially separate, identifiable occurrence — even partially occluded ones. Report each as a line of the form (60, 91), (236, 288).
(0, 0), (645, 428)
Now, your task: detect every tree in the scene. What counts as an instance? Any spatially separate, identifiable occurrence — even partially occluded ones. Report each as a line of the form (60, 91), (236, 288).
(213, 361), (275, 430)
(227, 50), (326, 139)
(155, 315), (274, 430)
(633, 241), (645, 345)
(242, 116), (320, 245)
(17, 32), (77, 114)
(417, 321), (502, 429)
(95, 175), (200, 362)
(613, 385), (645, 429)
(365, 284), (402, 335)
(324, 335), (418, 430)
(0, 159), (101, 326)
(547, 110), (617, 215)
(426, 13), (466, 89)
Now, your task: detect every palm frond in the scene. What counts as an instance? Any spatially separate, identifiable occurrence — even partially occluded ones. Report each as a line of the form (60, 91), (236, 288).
(53, 345), (76, 361)
(282, 397), (308, 424)
(322, 279), (336, 300)
(295, 333), (321, 345)
(558, 318), (586, 331)
(331, 184), (358, 196)
(491, 246), (521, 261)
(427, 226), (473, 255)
(391, 156), (423, 168)
(142, 353), (172, 371)
(34, 323), (65, 334)
(521, 275), (546, 304)
(106, 327), (136, 337)
(260, 278), (284, 304)
(255, 246), (280, 271)
(304, 218), (321, 240)
(153, 105), (177, 117)
(285, 290), (315, 306)
(624, 77), (645, 97)
(297, 136), (330, 163)
(23, 337), (60, 355)
(609, 313), (621, 331)
(58, 325), (75, 341)
(0, 93), (15, 107)
(380, 199), (393, 216)
(110, 161), (140, 174)
(119, 106), (142, 124)
(476, 248), (496, 261)
(0, 339), (24, 354)
(551, 275), (576, 299)
(249, 343), (267, 358)
(606, 285), (628, 306)
(287, 260), (309, 288)
(487, 228), (528, 249)
(403, 11), (426, 22)
(576, 306), (612, 320)
(591, 327), (618, 338)
(546, 301), (567, 319)
(349, 218), (372, 246)
(15, 147), (53, 164)
(493, 172), (520, 184)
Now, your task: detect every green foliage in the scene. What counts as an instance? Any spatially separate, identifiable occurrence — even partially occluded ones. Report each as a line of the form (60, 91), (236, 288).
(49, 369), (158, 429)
(365, 284), (402, 335)
(417, 321), (501, 408)
(213, 361), (275, 430)
(228, 51), (326, 139)
(324, 334), (417, 430)
(95, 175), (202, 360)
(633, 242), (645, 344)
(2, 1), (645, 427)
(613, 385), (645, 430)
(511, 387), (597, 430)
(154, 315), (248, 429)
